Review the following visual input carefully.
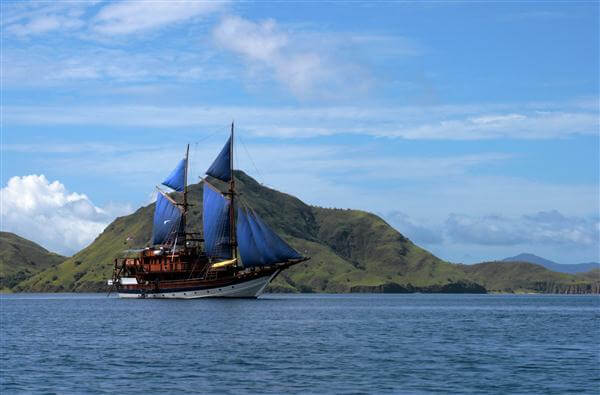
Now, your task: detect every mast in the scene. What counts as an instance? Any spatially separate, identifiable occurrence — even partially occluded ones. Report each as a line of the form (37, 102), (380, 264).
(229, 122), (237, 259)
(183, 143), (189, 243)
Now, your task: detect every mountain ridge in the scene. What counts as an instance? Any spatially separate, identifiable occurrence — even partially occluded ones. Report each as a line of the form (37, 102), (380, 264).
(9, 171), (600, 294)
(0, 232), (66, 291)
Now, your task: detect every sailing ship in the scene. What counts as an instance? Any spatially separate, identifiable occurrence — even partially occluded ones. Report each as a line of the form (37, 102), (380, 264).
(108, 123), (309, 298)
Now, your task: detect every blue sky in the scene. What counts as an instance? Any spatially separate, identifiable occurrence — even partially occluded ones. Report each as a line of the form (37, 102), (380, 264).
(1, 0), (598, 264)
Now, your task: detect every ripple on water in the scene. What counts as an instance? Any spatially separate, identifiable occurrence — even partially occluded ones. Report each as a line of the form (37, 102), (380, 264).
(1, 293), (599, 394)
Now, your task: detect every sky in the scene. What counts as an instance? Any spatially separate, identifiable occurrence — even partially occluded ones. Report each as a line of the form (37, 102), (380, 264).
(1, 0), (598, 264)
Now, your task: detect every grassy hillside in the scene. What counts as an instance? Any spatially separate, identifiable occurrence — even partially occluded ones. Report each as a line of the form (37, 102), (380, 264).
(13, 171), (600, 294)
(0, 232), (65, 291)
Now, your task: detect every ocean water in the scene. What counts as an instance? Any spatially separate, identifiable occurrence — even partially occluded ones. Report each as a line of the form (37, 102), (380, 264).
(1, 294), (598, 394)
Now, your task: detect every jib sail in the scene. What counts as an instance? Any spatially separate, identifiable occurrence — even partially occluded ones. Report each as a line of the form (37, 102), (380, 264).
(236, 207), (301, 267)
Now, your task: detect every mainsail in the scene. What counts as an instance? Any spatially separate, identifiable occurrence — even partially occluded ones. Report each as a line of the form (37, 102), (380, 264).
(152, 192), (183, 245)
(162, 158), (187, 192)
(236, 207), (301, 267)
(203, 182), (232, 259)
(206, 135), (231, 182)
(203, 126), (302, 266)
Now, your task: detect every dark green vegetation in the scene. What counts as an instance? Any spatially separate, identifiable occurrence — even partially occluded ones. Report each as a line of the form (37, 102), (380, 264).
(0, 232), (66, 291)
(8, 172), (600, 294)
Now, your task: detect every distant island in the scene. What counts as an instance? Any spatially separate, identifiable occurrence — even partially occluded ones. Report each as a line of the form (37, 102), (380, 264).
(502, 253), (599, 274)
(2, 171), (598, 294)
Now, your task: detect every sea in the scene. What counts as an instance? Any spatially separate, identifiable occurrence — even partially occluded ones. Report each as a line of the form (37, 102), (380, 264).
(1, 294), (598, 394)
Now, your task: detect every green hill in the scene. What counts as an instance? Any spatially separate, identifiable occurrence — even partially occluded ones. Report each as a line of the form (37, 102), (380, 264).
(0, 232), (66, 291)
(13, 171), (600, 294)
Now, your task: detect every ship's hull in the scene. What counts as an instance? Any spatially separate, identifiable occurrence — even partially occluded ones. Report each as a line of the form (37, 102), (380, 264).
(116, 270), (279, 299)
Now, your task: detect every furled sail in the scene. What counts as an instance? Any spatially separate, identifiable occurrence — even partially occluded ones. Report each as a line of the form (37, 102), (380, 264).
(162, 158), (187, 192)
(206, 136), (231, 182)
(203, 182), (232, 259)
(236, 207), (301, 267)
(152, 192), (183, 245)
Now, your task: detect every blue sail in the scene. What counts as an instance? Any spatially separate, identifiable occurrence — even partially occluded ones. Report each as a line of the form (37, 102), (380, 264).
(246, 212), (279, 264)
(206, 136), (231, 182)
(252, 211), (301, 262)
(162, 158), (186, 192)
(152, 193), (183, 245)
(236, 207), (265, 267)
(236, 207), (302, 267)
(203, 183), (232, 259)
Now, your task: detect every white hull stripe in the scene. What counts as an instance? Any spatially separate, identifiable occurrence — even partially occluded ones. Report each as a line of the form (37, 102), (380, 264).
(118, 271), (280, 299)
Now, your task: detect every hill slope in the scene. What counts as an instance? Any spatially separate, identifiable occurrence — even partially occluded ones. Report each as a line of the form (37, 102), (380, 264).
(502, 253), (599, 274)
(0, 232), (66, 290)
(14, 172), (600, 294)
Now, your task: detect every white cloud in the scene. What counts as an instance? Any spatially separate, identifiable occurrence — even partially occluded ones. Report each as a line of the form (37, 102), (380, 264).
(380, 209), (599, 264)
(393, 111), (599, 140)
(6, 14), (83, 36)
(445, 210), (599, 247)
(214, 17), (287, 62)
(2, 46), (231, 87)
(213, 15), (371, 99)
(92, 0), (225, 35)
(0, 175), (132, 255)
(4, 102), (598, 140)
(2, 2), (92, 36)
(2, 1), (225, 37)
(383, 211), (443, 245)
(11, 139), (595, 225)
(2, 140), (511, 184)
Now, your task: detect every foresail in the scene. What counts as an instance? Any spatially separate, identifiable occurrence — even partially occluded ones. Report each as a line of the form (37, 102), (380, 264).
(205, 135), (231, 182)
(236, 207), (301, 267)
(203, 182), (232, 259)
(152, 192), (183, 245)
(162, 158), (187, 192)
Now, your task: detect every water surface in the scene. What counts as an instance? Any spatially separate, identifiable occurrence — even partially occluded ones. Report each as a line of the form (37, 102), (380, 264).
(1, 294), (598, 393)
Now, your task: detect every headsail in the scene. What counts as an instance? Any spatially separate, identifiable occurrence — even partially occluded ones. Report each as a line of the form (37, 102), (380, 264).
(162, 157), (187, 192)
(253, 212), (301, 262)
(236, 207), (301, 267)
(152, 192), (183, 245)
(236, 207), (264, 267)
(203, 182), (232, 259)
(206, 135), (231, 182)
